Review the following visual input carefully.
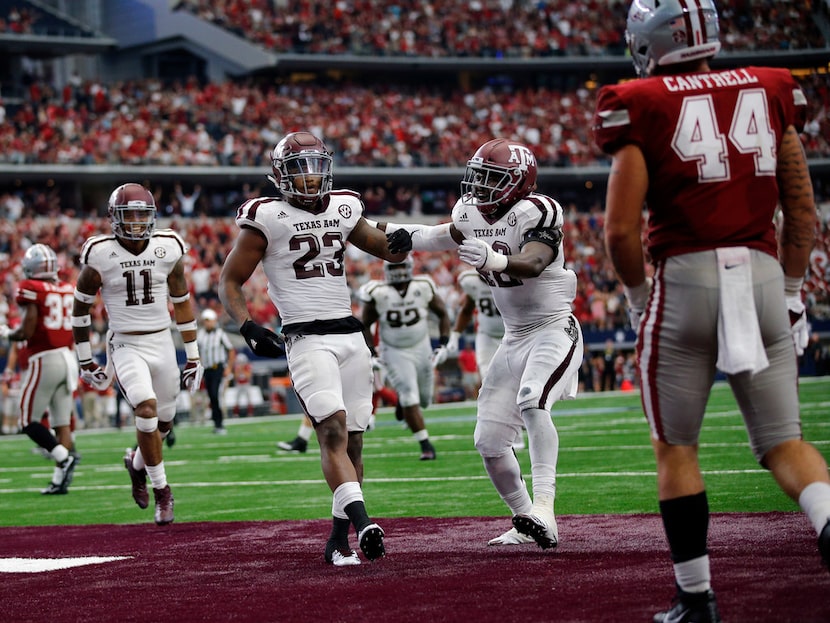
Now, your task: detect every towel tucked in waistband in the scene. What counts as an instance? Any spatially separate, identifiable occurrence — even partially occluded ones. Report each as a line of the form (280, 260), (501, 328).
(715, 247), (769, 375)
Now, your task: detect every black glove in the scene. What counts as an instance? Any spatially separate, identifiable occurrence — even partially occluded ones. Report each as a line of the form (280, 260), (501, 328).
(386, 228), (413, 254)
(240, 320), (284, 358)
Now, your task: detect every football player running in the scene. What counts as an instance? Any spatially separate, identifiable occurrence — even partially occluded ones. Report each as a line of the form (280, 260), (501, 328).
(359, 258), (451, 461)
(1, 244), (79, 495)
(594, 1), (830, 621)
(386, 138), (584, 549)
(72, 183), (203, 526)
(219, 131), (406, 566)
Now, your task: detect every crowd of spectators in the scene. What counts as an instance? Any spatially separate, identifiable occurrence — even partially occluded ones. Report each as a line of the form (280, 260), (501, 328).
(2, 69), (830, 170)
(171, 0), (826, 57)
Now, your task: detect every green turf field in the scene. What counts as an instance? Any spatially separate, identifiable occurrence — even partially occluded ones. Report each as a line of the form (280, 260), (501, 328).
(1, 378), (827, 527)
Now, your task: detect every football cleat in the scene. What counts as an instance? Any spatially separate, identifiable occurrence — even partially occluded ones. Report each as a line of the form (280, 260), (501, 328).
(653, 588), (721, 623)
(41, 482), (69, 495)
(153, 485), (174, 526)
(57, 455), (76, 490)
(357, 523), (386, 561)
(419, 440), (436, 461)
(124, 448), (149, 509)
(488, 527), (536, 546)
(277, 436), (307, 453)
(512, 512), (558, 550)
(325, 541), (361, 567)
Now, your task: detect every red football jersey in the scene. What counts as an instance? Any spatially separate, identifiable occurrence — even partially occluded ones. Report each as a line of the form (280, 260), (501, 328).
(14, 279), (75, 354)
(593, 66), (807, 262)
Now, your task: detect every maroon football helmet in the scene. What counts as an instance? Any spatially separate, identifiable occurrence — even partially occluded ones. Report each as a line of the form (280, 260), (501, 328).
(108, 183), (156, 240)
(461, 139), (538, 215)
(269, 131), (333, 208)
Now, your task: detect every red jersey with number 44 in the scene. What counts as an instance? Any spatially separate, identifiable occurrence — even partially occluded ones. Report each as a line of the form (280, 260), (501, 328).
(14, 279), (75, 354)
(593, 66), (807, 262)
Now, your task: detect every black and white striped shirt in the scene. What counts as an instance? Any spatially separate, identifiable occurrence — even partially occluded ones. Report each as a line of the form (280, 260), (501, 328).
(197, 327), (234, 368)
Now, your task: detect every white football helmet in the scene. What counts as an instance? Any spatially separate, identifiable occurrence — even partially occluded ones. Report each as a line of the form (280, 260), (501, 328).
(22, 244), (58, 280)
(626, 0), (721, 78)
(384, 258), (413, 285)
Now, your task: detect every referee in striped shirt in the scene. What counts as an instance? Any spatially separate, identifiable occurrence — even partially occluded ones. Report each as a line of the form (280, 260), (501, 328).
(197, 309), (236, 434)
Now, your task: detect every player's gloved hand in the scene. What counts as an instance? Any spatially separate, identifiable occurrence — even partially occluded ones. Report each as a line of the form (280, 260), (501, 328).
(0, 324), (10, 339)
(431, 345), (449, 368)
(458, 238), (508, 272)
(181, 360), (204, 393)
(623, 279), (652, 333)
(240, 319), (284, 358)
(446, 331), (461, 357)
(371, 356), (385, 372)
(80, 362), (112, 391)
(386, 228), (412, 254)
(786, 295), (809, 356)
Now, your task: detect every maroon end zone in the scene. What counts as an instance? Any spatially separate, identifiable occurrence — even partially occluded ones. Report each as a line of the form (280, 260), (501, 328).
(0, 513), (826, 622)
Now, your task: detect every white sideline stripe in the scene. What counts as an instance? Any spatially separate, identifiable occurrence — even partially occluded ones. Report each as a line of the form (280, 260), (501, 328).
(0, 556), (132, 573)
(0, 468), (772, 494)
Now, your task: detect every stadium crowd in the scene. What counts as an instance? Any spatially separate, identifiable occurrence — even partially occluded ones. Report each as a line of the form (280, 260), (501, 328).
(2, 70), (830, 170)
(171, 0), (825, 57)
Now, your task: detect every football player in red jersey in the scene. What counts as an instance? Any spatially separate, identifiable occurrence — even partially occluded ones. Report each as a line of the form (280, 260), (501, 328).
(72, 183), (203, 526)
(594, 1), (830, 620)
(0, 244), (79, 494)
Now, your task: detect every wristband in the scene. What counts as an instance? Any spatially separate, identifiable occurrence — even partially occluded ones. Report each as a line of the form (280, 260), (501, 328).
(76, 341), (92, 362)
(170, 292), (191, 303)
(184, 340), (199, 360)
(783, 276), (804, 297)
(71, 315), (91, 327)
(439, 335), (449, 346)
(177, 320), (198, 333)
(74, 288), (97, 304)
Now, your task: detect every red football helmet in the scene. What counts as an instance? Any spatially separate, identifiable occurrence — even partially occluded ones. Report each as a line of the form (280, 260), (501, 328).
(108, 183), (156, 240)
(461, 139), (538, 215)
(269, 131), (333, 208)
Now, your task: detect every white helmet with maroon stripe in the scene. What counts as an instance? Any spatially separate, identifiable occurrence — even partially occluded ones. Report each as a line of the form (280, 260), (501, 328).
(626, 0), (721, 79)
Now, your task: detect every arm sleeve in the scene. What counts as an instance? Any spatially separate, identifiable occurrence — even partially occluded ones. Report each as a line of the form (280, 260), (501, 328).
(386, 222), (458, 252)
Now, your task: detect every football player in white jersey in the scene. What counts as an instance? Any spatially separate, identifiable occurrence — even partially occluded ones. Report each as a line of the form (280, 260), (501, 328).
(386, 138), (584, 549)
(219, 131), (407, 566)
(453, 269), (505, 379)
(358, 258), (451, 460)
(72, 183), (203, 526)
(452, 269), (527, 450)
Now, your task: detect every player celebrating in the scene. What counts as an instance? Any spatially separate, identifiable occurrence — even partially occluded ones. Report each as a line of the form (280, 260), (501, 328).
(386, 138), (584, 549)
(72, 183), (203, 526)
(219, 131), (406, 565)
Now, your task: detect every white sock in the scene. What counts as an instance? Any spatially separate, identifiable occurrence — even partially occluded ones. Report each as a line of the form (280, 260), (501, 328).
(799, 482), (830, 534)
(674, 555), (711, 593)
(523, 408), (558, 498)
(51, 444), (69, 464)
(333, 481), (363, 511)
(482, 453), (532, 515)
(298, 424), (313, 442)
(132, 447), (146, 471)
(145, 462), (167, 489)
(413, 428), (429, 442)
